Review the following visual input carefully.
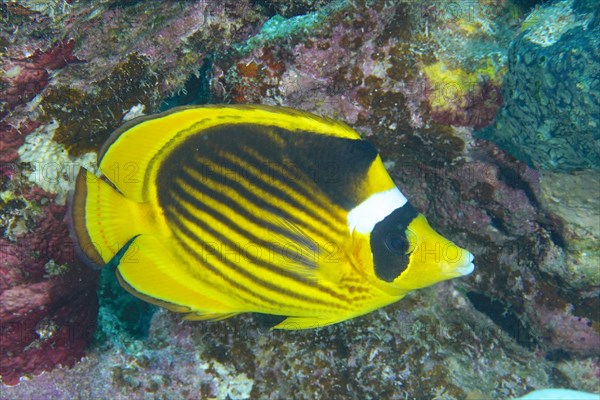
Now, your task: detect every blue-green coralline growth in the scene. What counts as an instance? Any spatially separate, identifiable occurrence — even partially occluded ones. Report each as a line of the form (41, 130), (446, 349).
(477, 0), (600, 171)
(95, 261), (157, 348)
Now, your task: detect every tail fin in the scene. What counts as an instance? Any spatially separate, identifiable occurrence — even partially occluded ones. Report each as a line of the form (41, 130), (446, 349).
(71, 168), (137, 266)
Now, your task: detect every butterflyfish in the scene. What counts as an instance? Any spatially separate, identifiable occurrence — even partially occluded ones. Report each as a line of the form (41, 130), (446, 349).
(71, 105), (474, 329)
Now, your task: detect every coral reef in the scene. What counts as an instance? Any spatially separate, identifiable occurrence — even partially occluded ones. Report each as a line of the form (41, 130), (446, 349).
(0, 0), (265, 384)
(210, 0), (600, 365)
(517, 388), (600, 400)
(254, 0), (336, 18)
(1, 0), (599, 397)
(386, 138), (600, 358)
(422, 60), (504, 129)
(538, 170), (600, 289)
(94, 262), (157, 347)
(0, 201), (98, 386)
(0, 39), (82, 118)
(2, 287), (599, 399)
(476, 0), (600, 171)
(0, 120), (39, 164)
(217, 0), (510, 132)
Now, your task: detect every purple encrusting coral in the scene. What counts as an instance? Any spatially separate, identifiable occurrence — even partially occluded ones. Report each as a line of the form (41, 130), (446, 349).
(1, 40), (83, 119)
(0, 201), (98, 386)
(1, 0), (599, 398)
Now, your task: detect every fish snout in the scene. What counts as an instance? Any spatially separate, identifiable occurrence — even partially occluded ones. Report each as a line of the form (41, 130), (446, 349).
(444, 246), (475, 277)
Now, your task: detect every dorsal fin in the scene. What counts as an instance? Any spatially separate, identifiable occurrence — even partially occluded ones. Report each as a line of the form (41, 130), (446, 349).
(97, 105), (361, 202)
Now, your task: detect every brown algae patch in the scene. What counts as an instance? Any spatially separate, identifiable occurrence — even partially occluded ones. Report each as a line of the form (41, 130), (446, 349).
(40, 54), (159, 156)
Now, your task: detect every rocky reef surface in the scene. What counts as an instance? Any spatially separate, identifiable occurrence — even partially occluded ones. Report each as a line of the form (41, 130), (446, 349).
(1, 0), (598, 398)
(477, 0), (600, 171)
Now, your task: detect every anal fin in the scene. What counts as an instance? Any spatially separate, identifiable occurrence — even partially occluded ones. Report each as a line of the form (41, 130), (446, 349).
(114, 234), (233, 316)
(273, 315), (342, 330)
(183, 312), (239, 321)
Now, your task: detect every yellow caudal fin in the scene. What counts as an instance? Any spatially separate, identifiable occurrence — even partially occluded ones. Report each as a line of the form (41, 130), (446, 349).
(114, 234), (235, 316)
(71, 168), (139, 265)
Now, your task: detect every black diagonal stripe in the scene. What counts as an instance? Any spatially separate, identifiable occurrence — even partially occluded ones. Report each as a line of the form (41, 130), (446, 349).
(188, 156), (341, 245)
(277, 129), (379, 210)
(210, 150), (343, 236)
(169, 228), (296, 311)
(168, 179), (351, 305)
(157, 123), (379, 215)
(171, 180), (317, 270)
(195, 154), (324, 231)
(175, 166), (308, 245)
(166, 191), (312, 287)
(168, 182), (350, 305)
(239, 146), (334, 213)
(165, 200), (347, 309)
(171, 214), (346, 311)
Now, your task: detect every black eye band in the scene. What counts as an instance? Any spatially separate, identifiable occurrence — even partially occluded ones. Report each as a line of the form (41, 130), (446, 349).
(370, 203), (419, 282)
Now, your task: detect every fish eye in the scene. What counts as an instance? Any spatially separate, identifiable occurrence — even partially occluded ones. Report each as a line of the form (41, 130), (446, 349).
(384, 231), (409, 254)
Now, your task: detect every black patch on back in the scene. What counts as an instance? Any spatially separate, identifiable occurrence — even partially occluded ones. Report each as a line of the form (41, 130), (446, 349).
(282, 129), (378, 209)
(370, 203), (419, 282)
(157, 123), (379, 211)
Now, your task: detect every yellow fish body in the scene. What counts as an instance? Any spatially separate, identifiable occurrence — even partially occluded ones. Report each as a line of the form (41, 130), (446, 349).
(71, 105), (474, 329)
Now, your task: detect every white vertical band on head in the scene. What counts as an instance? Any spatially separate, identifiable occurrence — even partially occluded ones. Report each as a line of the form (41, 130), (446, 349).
(347, 187), (408, 234)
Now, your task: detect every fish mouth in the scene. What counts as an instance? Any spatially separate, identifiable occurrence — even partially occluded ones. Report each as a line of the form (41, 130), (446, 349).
(454, 251), (475, 276)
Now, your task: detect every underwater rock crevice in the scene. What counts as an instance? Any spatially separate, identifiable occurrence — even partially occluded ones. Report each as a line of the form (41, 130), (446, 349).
(464, 289), (537, 348)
